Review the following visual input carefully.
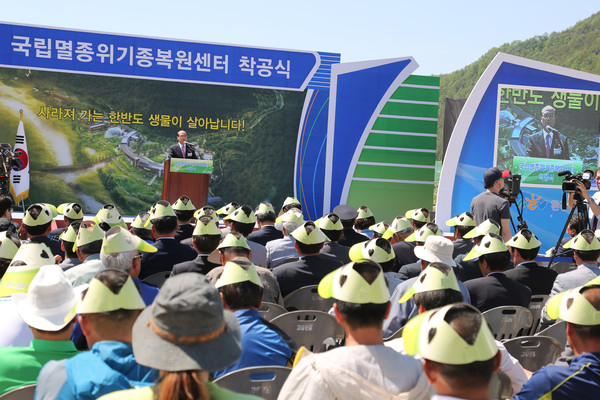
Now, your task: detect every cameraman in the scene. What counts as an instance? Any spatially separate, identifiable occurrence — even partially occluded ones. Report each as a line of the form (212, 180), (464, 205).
(567, 168), (600, 226)
(470, 167), (512, 242)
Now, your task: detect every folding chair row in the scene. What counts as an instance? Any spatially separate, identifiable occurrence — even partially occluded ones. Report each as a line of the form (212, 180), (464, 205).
(270, 310), (345, 353)
(213, 366), (291, 400)
(283, 285), (335, 312)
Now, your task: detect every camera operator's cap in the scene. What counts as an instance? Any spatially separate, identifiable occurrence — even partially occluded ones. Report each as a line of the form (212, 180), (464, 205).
(483, 167), (510, 187)
(59, 224), (78, 243)
(369, 222), (389, 236)
(93, 205), (127, 229)
(215, 259), (263, 289)
(291, 222), (328, 245)
(463, 219), (500, 239)
(0, 231), (19, 260)
(403, 303), (498, 365)
(101, 226), (157, 254)
(73, 223), (104, 251)
(12, 265), (87, 331)
(216, 202), (238, 216)
(562, 230), (600, 251)
(130, 212), (150, 229)
(382, 217), (412, 240)
(73, 275), (145, 316)
(172, 195), (195, 211)
(414, 236), (456, 266)
(0, 242), (53, 297)
(193, 216), (223, 237)
(405, 224), (442, 243)
(446, 212), (476, 227)
(256, 202), (275, 215)
(356, 206), (374, 220)
(315, 214), (343, 231)
(463, 233), (508, 261)
(223, 206), (256, 224)
(22, 203), (57, 226)
(399, 264), (461, 303)
(546, 282), (600, 325)
(318, 262), (390, 304)
(283, 197), (301, 208)
(194, 206), (217, 221)
(275, 209), (304, 224)
(404, 208), (430, 223)
(57, 203), (84, 220)
(507, 229), (542, 250)
(217, 233), (251, 251)
(541, 105), (556, 116)
(333, 204), (358, 221)
(349, 239), (395, 264)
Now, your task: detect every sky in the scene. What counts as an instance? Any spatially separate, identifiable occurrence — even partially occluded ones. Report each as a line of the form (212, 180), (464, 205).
(0, 1), (598, 75)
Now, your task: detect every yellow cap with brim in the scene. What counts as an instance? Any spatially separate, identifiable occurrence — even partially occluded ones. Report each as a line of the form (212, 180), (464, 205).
(101, 226), (157, 254)
(463, 219), (500, 239)
(217, 233), (250, 250)
(93, 206), (127, 229)
(399, 266), (461, 303)
(59, 224), (78, 242)
(382, 217), (412, 240)
(194, 207), (217, 221)
(22, 203), (58, 226)
(562, 230), (600, 251)
(0, 232), (19, 260)
(283, 197), (301, 207)
(405, 209), (430, 223)
(0, 242), (54, 297)
(405, 225), (442, 243)
(291, 222), (327, 245)
(315, 214), (343, 231)
(275, 209), (304, 224)
(546, 282), (600, 325)
(403, 304), (498, 364)
(256, 203), (275, 215)
(369, 222), (389, 236)
(193, 217), (223, 236)
(506, 230), (542, 250)
(216, 203), (238, 216)
(348, 239), (395, 264)
(224, 207), (256, 224)
(463, 234), (508, 261)
(172, 196), (195, 211)
(357, 207), (374, 219)
(445, 212), (476, 227)
(73, 224), (105, 251)
(130, 213), (150, 229)
(72, 276), (145, 316)
(57, 203), (84, 220)
(215, 259), (263, 288)
(318, 262), (390, 304)
(149, 201), (177, 220)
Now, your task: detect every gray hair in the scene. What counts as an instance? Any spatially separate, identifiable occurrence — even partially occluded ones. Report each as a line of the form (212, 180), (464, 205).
(100, 250), (137, 274)
(283, 221), (303, 236)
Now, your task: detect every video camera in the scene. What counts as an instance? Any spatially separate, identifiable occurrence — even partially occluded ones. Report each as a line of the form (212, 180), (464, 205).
(499, 173), (521, 203)
(559, 169), (594, 194)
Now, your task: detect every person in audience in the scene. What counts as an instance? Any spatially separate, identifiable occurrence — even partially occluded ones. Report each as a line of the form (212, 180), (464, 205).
(280, 196), (302, 214)
(454, 219), (501, 282)
(129, 212), (154, 244)
(36, 270), (156, 399)
(278, 260), (430, 399)
(216, 202), (239, 236)
(265, 209), (304, 268)
(464, 233), (531, 312)
(403, 303), (501, 400)
(384, 216), (416, 268)
(349, 238), (400, 294)
(552, 214), (586, 259)
(0, 265), (82, 395)
(172, 195), (196, 242)
(22, 203), (63, 258)
(0, 230), (20, 279)
(64, 223), (106, 286)
(226, 205), (267, 267)
(333, 204), (369, 247)
(505, 229), (557, 295)
(445, 211), (476, 258)
(170, 216), (222, 276)
(272, 221), (343, 297)
(212, 258), (293, 378)
(93, 204), (127, 231)
(317, 213), (350, 263)
(49, 203), (84, 242)
(405, 208), (430, 231)
(369, 221), (390, 239)
(247, 202), (283, 246)
(139, 200), (197, 279)
(58, 222), (82, 271)
(397, 223), (444, 280)
(354, 205), (376, 238)
(514, 279), (600, 399)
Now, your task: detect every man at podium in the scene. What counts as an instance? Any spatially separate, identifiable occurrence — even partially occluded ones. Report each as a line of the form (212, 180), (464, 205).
(168, 130), (198, 159)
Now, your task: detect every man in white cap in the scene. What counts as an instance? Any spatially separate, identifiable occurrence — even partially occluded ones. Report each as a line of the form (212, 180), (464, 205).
(215, 201), (239, 236)
(64, 223), (106, 287)
(0, 265), (82, 395)
(57, 222), (82, 272)
(383, 216), (417, 267)
(225, 205), (267, 267)
(247, 202), (283, 246)
(348, 238), (400, 294)
(383, 235), (471, 337)
(272, 221), (343, 297)
(36, 269), (156, 399)
(129, 212), (154, 244)
(281, 196), (302, 214)
(172, 195), (196, 242)
(445, 211), (476, 258)
(454, 219), (504, 282)
(354, 205), (376, 238)
(171, 216), (222, 276)
(278, 260), (430, 399)
(265, 209), (304, 268)
(48, 203), (84, 243)
(22, 203), (63, 259)
(0, 230), (20, 278)
(317, 213), (350, 263)
(93, 204), (127, 232)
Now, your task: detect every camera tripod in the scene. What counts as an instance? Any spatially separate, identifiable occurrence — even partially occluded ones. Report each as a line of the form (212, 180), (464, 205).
(547, 194), (590, 267)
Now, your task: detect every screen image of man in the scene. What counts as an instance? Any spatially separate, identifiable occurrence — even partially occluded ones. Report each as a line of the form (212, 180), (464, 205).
(168, 130), (198, 159)
(526, 105), (570, 160)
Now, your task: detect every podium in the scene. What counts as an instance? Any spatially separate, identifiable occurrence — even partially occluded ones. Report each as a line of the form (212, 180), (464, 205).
(162, 158), (212, 206)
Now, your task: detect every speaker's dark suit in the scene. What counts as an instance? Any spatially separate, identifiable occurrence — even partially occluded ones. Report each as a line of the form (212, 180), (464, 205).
(526, 130), (570, 160)
(504, 261), (558, 295)
(170, 255), (220, 277)
(465, 272), (531, 313)
(140, 237), (197, 279)
(273, 254), (343, 297)
(168, 143), (198, 159)
(247, 225), (284, 246)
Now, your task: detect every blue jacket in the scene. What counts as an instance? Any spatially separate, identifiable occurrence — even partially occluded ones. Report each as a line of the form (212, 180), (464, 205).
(514, 352), (600, 400)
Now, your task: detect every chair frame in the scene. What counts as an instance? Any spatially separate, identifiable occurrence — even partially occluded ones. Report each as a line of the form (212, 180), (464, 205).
(503, 335), (563, 371)
(213, 366), (291, 400)
(271, 310), (344, 353)
(283, 285), (335, 312)
(482, 306), (533, 340)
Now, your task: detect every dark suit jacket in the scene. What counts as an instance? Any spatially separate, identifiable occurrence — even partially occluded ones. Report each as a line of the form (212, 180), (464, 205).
(465, 272), (532, 313)
(247, 225), (284, 246)
(337, 229), (368, 248)
(452, 238), (474, 259)
(320, 242), (350, 264)
(168, 143), (198, 159)
(140, 237), (197, 279)
(526, 130), (570, 160)
(174, 224), (194, 242)
(504, 261), (558, 295)
(398, 262), (421, 280)
(170, 255), (220, 276)
(392, 241), (418, 271)
(454, 253), (484, 282)
(273, 254), (343, 297)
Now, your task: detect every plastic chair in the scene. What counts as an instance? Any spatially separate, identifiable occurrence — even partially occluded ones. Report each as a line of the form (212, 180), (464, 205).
(283, 285), (335, 312)
(213, 366), (291, 400)
(549, 262), (577, 275)
(526, 294), (549, 335)
(141, 271), (170, 288)
(482, 306), (533, 340)
(503, 335), (563, 371)
(536, 320), (567, 348)
(271, 311), (345, 353)
(258, 302), (288, 321)
(0, 384), (37, 400)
